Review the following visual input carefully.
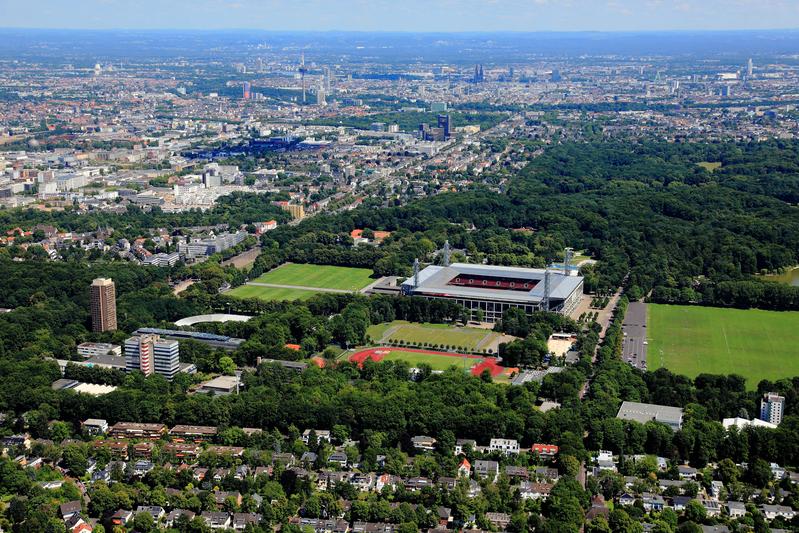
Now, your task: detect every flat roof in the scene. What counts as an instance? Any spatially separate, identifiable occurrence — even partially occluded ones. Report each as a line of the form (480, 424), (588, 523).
(403, 263), (583, 303)
(617, 401), (684, 426)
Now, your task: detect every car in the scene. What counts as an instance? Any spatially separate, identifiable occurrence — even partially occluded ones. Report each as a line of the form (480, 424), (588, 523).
(643, 341), (648, 345)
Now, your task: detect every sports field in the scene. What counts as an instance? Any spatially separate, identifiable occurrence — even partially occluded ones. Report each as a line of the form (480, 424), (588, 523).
(349, 347), (510, 376)
(647, 304), (799, 389)
(225, 285), (319, 301)
(366, 320), (503, 353)
(249, 263), (374, 291)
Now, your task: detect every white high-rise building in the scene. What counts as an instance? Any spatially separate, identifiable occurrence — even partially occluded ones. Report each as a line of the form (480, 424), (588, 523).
(760, 392), (785, 426)
(125, 335), (180, 380)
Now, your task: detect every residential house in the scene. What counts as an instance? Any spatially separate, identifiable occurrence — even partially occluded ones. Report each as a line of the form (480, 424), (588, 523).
(486, 512), (511, 530)
(585, 495), (610, 522)
(489, 438), (519, 455)
(411, 435), (437, 451)
(136, 506), (166, 522)
(678, 465), (698, 479)
(701, 499), (722, 517)
(232, 513), (261, 530)
(111, 510), (134, 528)
(81, 419), (108, 435)
(474, 460), (499, 481)
(169, 425), (217, 442)
(531, 443), (559, 458)
(165, 510), (196, 527)
(642, 493), (666, 512)
(457, 458), (471, 477)
(761, 505), (796, 520)
(505, 465), (529, 480)
(328, 451), (348, 468)
(518, 482), (554, 500)
(60, 501), (82, 521)
(202, 511), (232, 529)
(454, 438), (476, 455)
(726, 501), (746, 519)
(302, 429), (331, 444)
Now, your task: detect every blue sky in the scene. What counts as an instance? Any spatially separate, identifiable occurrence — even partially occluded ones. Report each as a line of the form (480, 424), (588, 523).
(1, 0), (797, 31)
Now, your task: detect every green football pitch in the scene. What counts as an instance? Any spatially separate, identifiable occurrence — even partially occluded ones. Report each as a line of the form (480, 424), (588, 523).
(249, 263), (374, 291)
(366, 320), (500, 352)
(225, 284), (319, 301)
(647, 304), (799, 389)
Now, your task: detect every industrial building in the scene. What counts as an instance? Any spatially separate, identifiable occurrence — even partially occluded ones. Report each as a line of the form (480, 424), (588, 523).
(401, 262), (583, 323)
(616, 401), (684, 430)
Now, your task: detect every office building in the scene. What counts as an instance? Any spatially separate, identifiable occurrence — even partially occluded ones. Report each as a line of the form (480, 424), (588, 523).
(77, 342), (121, 358)
(616, 401), (684, 430)
(316, 87), (326, 106)
(133, 327), (245, 352)
(401, 263), (583, 323)
(437, 114), (452, 138)
(760, 392), (785, 426)
(90, 278), (117, 332)
(242, 81), (251, 100)
(125, 334), (180, 380)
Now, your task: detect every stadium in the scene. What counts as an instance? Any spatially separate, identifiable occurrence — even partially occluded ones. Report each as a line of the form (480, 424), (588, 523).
(401, 263), (583, 323)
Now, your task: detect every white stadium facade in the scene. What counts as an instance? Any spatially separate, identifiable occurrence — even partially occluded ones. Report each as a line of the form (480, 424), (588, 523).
(401, 263), (583, 323)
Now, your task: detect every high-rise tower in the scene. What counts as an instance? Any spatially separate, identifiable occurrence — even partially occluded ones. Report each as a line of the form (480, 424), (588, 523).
(90, 278), (117, 332)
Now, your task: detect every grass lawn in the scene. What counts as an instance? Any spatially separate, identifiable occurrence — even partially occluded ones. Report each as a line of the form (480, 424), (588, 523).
(697, 161), (722, 172)
(379, 350), (481, 371)
(226, 284), (320, 301)
(367, 320), (498, 352)
(647, 304), (799, 389)
(250, 263), (374, 291)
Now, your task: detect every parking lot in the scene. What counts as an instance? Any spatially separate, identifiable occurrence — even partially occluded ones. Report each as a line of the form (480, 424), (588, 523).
(622, 301), (648, 370)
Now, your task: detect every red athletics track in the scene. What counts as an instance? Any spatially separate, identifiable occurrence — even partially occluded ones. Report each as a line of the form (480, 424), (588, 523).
(348, 347), (509, 377)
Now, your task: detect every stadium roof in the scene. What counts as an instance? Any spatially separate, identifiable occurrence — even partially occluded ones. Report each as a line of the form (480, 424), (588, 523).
(402, 263), (583, 303)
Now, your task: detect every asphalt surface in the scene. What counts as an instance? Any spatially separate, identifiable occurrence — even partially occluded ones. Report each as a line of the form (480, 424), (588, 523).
(622, 301), (648, 370)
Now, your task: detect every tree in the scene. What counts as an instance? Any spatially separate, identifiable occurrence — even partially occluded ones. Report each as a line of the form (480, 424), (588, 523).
(218, 356), (237, 376)
(62, 444), (88, 477)
(608, 509), (643, 533)
(585, 516), (612, 533)
(684, 500), (707, 524)
(132, 511), (154, 533)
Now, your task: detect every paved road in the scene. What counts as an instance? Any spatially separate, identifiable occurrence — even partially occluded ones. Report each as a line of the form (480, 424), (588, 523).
(622, 301), (648, 370)
(246, 282), (352, 294)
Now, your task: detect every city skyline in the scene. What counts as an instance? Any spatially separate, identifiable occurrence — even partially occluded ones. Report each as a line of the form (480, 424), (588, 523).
(1, 0), (798, 32)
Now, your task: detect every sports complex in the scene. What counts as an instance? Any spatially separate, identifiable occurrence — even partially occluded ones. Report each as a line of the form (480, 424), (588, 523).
(347, 347), (516, 378)
(402, 263), (583, 323)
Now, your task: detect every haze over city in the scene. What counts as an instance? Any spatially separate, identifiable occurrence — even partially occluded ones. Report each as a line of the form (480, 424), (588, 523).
(2, 0), (798, 31)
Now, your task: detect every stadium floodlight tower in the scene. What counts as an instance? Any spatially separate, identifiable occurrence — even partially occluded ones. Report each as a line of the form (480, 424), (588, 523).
(443, 240), (451, 267)
(563, 247), (574, 276)
(413, 258), (420, 288)
(543, 268), (551, 312)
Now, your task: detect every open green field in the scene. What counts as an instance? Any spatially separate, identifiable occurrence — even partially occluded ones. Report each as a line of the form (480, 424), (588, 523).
(249, 263), (374, 291)
(647, 304), (799, 389)
(367, 320), (501, 352)
(697, 161), (722, 172)
(380, 350), (478, 371)
(226, 284), (319, 301)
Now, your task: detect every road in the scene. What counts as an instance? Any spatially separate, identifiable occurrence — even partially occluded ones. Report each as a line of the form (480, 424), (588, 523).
(622, 301), (648, 370)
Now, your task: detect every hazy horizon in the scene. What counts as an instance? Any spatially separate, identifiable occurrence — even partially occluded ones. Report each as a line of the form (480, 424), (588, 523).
(2, 0), (798, 33)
